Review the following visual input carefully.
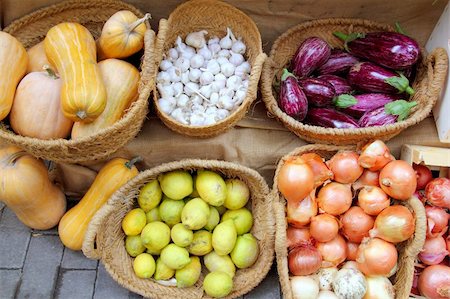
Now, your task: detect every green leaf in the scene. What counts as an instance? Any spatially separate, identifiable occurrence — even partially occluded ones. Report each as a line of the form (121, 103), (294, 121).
(385, 100), (417, 121)
(333, 94), (358, 108)
(395, 22), (409, 36)
(333, 32), (365, 51)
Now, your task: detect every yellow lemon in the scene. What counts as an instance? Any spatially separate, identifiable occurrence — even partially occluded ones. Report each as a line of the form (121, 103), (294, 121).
(122, 208), (147, 236)
(176, 256), (201, 288)
(204, 251), (236, 278)
(160, 244), (190, 270)
(230, 233), (259, 269)
(196, 170), (227, 206)
(222, 208), (253, 235)
(138, 180), (162, 212)
(171, 224), (194, 247)
(223, 179), (250, 210)
(125, 235), (146, 257)
(204, 206), (220, 231)
(181, 197), (210, 230)
(154, 257), (175, 280)
(212, 219), (237, 256)
(158, 170), (193, 200)
(188, 230), (212, 256)
(133, 253), (155, 279)
(145, 207), (161, 223)
(140, 221), (171, 251)
(203, 271), (233, 298)
(159, 197), (185, 226)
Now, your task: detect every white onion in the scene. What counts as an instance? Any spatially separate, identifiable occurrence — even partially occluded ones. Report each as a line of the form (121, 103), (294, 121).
(291, 276), (319, 299)
(317, 290), (339, 299)
(364, 276), (395, 299)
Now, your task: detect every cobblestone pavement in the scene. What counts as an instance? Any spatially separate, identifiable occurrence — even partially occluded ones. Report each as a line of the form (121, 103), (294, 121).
(0, 203), (281, 299)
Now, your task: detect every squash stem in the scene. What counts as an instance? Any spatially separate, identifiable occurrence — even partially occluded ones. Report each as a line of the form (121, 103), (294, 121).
(125, 156), (142, 169)
(43, 65), (59, 79)
(76, 111), (87, 120)
(128, 13), (151, 32)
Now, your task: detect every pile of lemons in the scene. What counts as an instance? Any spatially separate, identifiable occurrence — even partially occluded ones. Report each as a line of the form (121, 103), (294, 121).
(121, 169), (259, 298)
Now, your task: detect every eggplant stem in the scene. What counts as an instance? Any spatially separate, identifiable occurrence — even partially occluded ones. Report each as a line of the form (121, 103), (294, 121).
(406, 86), (415, 95)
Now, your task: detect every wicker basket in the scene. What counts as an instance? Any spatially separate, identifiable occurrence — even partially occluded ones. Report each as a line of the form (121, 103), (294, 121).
(82, 159), (275, 299)
(261, 18), (448, 145)
(152, 0), (266, 138)
(0, 0), (155, 163)
(272, 144), (427, 299)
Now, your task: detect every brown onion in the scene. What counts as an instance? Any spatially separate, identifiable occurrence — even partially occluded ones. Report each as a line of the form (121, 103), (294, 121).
(418, 264), (450, 299)
(357, 186), (390, 216)
(425, 206), (449, 238)
(287, 226), (311, 249)
(310, 213), (340, 243)
(300, 153), (334, 187)
(346, 242), (359, 261)
(356, 237), (398, 276)
(369, 205), (415, 243)
(358, 140), (395, 171)
(418, 236), (449, 266)
(317, 182), (352, 216)
(316, 234), (347, 267)
(352, 169), (380, 190)
(327, 151), (363, 184)
(379, 160), (417, 200)
(288, 243), (322, 276)
(278, 156), (315, 204)
(341, 206), (375, 243)
(287, 191), (318, 228)
(425, 177), (450, 209)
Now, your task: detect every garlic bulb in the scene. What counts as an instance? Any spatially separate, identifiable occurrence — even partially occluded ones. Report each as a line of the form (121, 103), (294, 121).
(158, 97), (176, 114)
(226, 75), (242, 91)
(216, 57), (229, 66)
(218, 49), (231, 58)
(176, 94), (190, 108)
(208, 43), (221, 56)
(190, 111), (206, 126)
(217, 109), (230, 120)
(200, 71), (214, 85)
(231, 39), (246, 54)
(234, 89), (246, 105)
(172, 82), (184, 97)
(188, 68), (202, 83)
(157, 71), (171, 85)
(221, 62), (235, 77)
(174, 57), (190, 72)
(185, 30), (208, 49)
(198, 45), (212, 60)
(157, 83), (174, 98)
(218, 95), (234, 110)
(206, 60), (220, 75)
(199, 85), (213, 99)
(208, 36), (220, 45)
(204, 114), (216, 125)
(167, 67), (181, 82)
(160, 59), (173, 71)
(229, 52), (244, 66)
(181, 71), (190, 84)
(209, 93), (219, 106)
(190, 54), (205, 69)
(184, 82), (200, 96)
(171, 108), (188, 125)
(168, 48), (179, 60)
(219, 27), (233, 49)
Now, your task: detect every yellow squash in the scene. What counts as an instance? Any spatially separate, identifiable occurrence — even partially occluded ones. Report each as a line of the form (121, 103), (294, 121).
(44, 22), (106, 122)
(71, 59), (140, 138)
(0, 146), (66, 230)
(0, 32), (28, 121)
(58, 157), (140, 251)
(26, 41), (54, 74)
(97, 10), (150, 60)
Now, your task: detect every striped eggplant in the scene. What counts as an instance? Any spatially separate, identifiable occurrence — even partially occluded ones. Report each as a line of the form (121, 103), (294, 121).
(291, 37), (331, 78)
(348, 62), (414, 95)
(334, 31), (420, 70)
(317, 49), (359, 75)
(333, 93), (400, 118)
(299, 78), (335, 107)
(279, 69), (308, 121)
(318, 75), (352, 95)
(305, 107), (359, 128)
(358, 100), (417, 127)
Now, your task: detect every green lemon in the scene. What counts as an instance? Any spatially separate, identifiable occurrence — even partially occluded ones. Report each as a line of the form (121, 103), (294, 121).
(223, 179), (250, 210)
(146, 207), (161, 223)
(204, 206), (220, 231)
(122, 208), (147, 236)
(221, 208), (253, 235)
(154, 257), (175, 280)
(133, 253), (155, 279)
(175, 256), (201, 288)
(140, 221), (171, 251)
(159, 197), (185, 226)
(160, 244), (190, 270)
(188, 230), (212, 256)
(158, 170), (193, 200)
(171, 224), (194, 247)
(212, 219), (237, 256)
(204, 251), (236, 278)
(203, 271), (233, 298)
(196, 170), (227, 206)
(138, 180), (162, 212)
(181, 197), (210, 230)
(125, 235), (146, 257)
(230, 233), (259, 269)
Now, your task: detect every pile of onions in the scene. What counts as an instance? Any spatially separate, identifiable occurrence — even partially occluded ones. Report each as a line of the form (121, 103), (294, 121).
(369, 205), (415, 243)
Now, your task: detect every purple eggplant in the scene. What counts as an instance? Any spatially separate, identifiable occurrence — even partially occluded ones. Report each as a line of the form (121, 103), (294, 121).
(298, 78), (335, 107)
(333, 93), (401, 118)
(292, 37), (331, 78)
(279, 69), (308, 121)
(305, 108), (360, 129)
(318, 75), (352, 95)
(348, 62), (414, 95)
(334, 31), (420, 70)
(358, 100), (417, 127)
(317, 49), (359, 75)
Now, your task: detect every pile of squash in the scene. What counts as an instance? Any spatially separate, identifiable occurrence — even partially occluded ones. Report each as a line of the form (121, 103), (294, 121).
(0, 10), (150, 140)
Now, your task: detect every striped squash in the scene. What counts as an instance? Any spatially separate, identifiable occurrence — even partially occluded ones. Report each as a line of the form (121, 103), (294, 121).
(0, 32), (28, 121)
(58, 157), (140, 251)
(44, 22), (106, 123)
(71, 59), (140, 138)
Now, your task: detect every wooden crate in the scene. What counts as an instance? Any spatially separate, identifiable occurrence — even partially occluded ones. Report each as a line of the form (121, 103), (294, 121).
(401, 144), (450, 178)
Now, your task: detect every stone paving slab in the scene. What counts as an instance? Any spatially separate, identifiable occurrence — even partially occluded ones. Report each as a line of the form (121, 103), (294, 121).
(0, 269), (22, 298)
(62, 248), (98, 270)
(55, 269), (97, 299)
(93, 263), (130, 299)
(0, 209), (31, 269)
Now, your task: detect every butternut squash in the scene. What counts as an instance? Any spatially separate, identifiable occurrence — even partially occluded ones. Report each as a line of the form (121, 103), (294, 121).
(0, 32), (28, 121)
(10, 67), (73, 139)
(0, 146), (66, 230)
(44, 22), (106, 122)
(97, 10), (150, 60)
(58, 157), (140, 250)
(26, 41), (54, 74)
(71, 59), (140, 138)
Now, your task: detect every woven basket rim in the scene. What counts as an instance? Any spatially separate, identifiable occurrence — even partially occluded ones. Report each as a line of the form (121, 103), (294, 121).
(261, 17), (447, 142)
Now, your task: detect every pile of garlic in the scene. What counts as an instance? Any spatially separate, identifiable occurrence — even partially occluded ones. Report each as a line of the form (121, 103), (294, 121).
(156, 28), (251, 126)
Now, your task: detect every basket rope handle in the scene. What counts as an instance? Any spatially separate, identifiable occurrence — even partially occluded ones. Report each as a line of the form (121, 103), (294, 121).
(425, 47), (448, 100)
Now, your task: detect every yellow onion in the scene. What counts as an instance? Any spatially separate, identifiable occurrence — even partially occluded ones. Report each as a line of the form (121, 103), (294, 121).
(316, 234), (347, 267)
(341, 206), (374, 243)
(288, 243), (322, 276)
(310, 213), (340, 243)
(356, 237), (397, 276)
(369, 205), (415, 243)
(317, 182), (352, 216)
(287, 190), (317, 227)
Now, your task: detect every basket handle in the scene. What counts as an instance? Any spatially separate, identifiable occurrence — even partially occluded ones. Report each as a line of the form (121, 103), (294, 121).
(425, 47), (448, 100)
(82, 203), (116, 260)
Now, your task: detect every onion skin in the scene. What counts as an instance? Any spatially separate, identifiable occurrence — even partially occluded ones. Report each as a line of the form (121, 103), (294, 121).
(413, 163), (433, 190)
(346, 242), (359, 261)
(310, 213), (340, 243)
(425, 177), (450, 209)
(327, 151), (363, 184)
(341, 206), (375, 243)
(300, 153), (334, 187)
(363, 276), (395, 299)
(317, 182), (353, 216)
(357, 186), (390, 216)
(287, 191), (318, 228)
(278, 156), (315, 204)
(418, 264), (450, 299)
(316, 234), (347, 267)
(379, 160), (417, 200)
(418, 236), (449, 265)
(352, 169), (380, 191)
(291, 275), (320, 299)
(356, 237), (398, 276)
(369, 205), (415, 243)
(288, 244), (322, 276)
(358, 140), (395, 171)
(425, 205), (449, 238)
(287, 226), (311, 249)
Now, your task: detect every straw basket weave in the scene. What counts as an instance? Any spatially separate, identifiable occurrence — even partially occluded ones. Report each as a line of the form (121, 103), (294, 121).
(82, 159), (275, 299)
(1, 0), (155, 163)
(272, 144), (427, 299)
(261, 18), (448, 145)
(152, 0), (266, 138)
